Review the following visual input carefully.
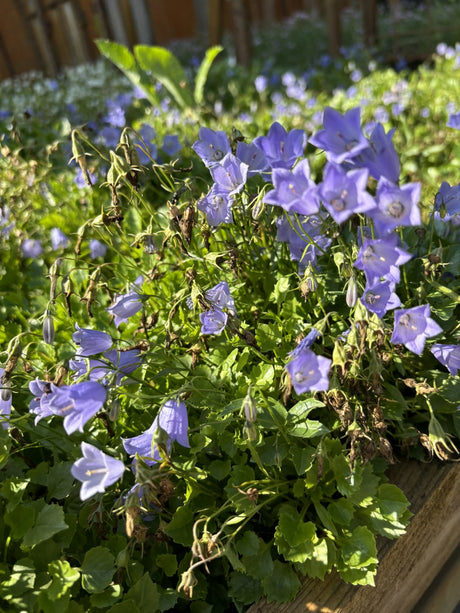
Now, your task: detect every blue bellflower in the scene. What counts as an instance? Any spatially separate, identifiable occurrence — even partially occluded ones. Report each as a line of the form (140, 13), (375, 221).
(319, 163), (375, 224)
(235, 141), (269, 177)
(192, 127), (231, 167)
(73, 324), (113, 357)
(51, 228), (70, 250)
(200, 308), (228, 335)
(89, 239), (107, 259)
(197, 186), (234, 226)
(21, 239), (43, 258)
(123, 399), (189, 464)
(391, 305), (442, 355)
(358, 123), (400, 183)
(431, 344), (460, 376)
(309, 107), (368, 164)
(210, 153), (248, 196)
(371, 178), (421, 235)
(71, 442), (125, 501)
(46, 381), (107, 435)
(353, 235), (412, 286)
(286, 346), (332, 394)
(253, 121), (306, 171)
(264, 159), (320, 216)
(360, 280), (401, 318)
(106, 276), (144, 327)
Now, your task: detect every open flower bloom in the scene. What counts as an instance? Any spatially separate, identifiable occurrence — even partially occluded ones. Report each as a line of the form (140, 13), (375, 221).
(264, 159), (320, 216)
(286, 346), (331, 394)
(253, 121), (306, 170)
(123, 399), (189, 465)
(391, 305), (443, 355)
(431, 344), (460, 376)
(358, 122), (400, 184)
(106, 275), (144, 327)
(46, 381), (107, 434)
(200, 308), (228, 335)
(210, 153), (248, 196)
(197, 185), (234, 226)
(319, 163), (375, 224)
(72, 324), (113, 357)
(360, 281), (401, 318)
(354, 235), (412, 286)
(192, 127), (231, 167)
(309, 106), (368, 164)
(71, 442), (125, 500)
(371, 178), (421, 235)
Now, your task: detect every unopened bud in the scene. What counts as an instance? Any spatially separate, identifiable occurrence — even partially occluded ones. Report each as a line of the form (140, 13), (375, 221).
(43, 312), (55, 344)
(7, 337), (22, 359)
(346, 277), (358, 308)
(109, 397), (121, 421)
(243, 421), (257, 442)
(1, 383), (11, 402)
(243, 389), (257, 423)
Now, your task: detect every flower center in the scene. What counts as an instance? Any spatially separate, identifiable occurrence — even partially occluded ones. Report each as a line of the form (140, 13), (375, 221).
(388, 200), (404, 218)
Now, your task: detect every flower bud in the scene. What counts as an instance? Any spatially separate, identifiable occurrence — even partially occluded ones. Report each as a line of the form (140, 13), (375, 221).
(109, 397), (121, 421)
(243, 421), (257, 442)
(243, 388), (257, 423)
(1, 383), (11, 402)
(346, 277), (358, 308)
(43, 312), (55, 344)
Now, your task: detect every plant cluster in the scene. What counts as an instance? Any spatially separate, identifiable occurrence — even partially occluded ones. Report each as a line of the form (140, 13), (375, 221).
(0, 32), (459, 613)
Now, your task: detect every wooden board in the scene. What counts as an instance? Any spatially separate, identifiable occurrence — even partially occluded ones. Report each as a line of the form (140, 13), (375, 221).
(248, 460), (460, 613)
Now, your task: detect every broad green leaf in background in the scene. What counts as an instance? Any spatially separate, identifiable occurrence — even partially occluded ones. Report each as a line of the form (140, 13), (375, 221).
(81, 546), (116, 594)
(134, 45), (194, 109)
(194, 46), (223, 105)
(22, 504), (68, 548)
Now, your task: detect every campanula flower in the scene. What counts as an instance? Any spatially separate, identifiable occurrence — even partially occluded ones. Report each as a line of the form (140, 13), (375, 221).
(210, 153), (248, 196)
(264, 159), (320, 216)
(75, 168), (97, 189)
(200, 308), (228, 335)
(253, 122), (306, 170)
(21, 239), (43, 258)
(431, 344), (460, 376)
(391, 305), (442, 355)
(136, 123), (157, 165)
(276, 213), (331, 272)
(447, 112), (460, 130)
(89, 239), (107, 259)
(106, 276), (144, 327)
(309, 107), (368, 164)
(70, 349), (141, 386)
(319, 163), (375, 224)
(71, 442), (125, 501)
(371, 178), (421, 235)
(435, 182), (460, 217)
(235, 141), (269, 177)
(358, 123), (400, 184)
(123, 399), (189, 464)
(197, 186), (234, 226)
(162, 134), (181, 157)
(353, 235), (412, 285)
(46, 381), (107, 435)
(286, 347), (331, 394)
(29, 378), (55, 424)
(360, 281), (401, 318)
(72, 324), (113, 357)
(192, 127), (231, 167)
(51, 228), (70, 250)
(288, 329), (321, 358)
(205, 281), (237, 315)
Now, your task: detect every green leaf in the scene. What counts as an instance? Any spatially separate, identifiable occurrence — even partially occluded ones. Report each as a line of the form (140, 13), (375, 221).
(81, 546), (116, 594)
(236, 531), (259, 556)
(341, 526), (378, 569)
(125, 573), (159, 613)
(108, 600), (141, 613)
(328, 498), (354, 526)
(90, 585), (122, 608)
(194, 46), (223, 105)
(287, 418), (329, 439)
(377, 483), (410, 520)
(96, 40), (158, 107)
(209, 459), (231, 481)
(46, 560), (80, 601)
(155, 554), (177, 577)
(274, 506), (316, 563)
(163, 505), (195, 546)
(255, 323), (281, 352)
(22, 504), (68, 548)
(0, 558), (35, 599)
(290, 445), (316, 476)
(134, 46), (194, 109)
(295, 538), (330, 580)
(262, 561), (301, 603)
(229, 572), (263, 605)
(242, 542), (274, 579)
